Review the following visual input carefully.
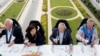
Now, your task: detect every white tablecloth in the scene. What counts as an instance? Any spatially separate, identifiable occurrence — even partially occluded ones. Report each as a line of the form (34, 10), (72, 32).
(0, 44), (100, 56)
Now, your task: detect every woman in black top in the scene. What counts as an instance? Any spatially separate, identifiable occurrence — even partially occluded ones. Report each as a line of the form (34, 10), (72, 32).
(24, 24), (45, 46)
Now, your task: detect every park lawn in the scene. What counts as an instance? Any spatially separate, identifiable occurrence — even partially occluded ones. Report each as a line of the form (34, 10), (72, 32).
(52, 17), (82, 44)
(51, 7), (77, 19)
(51, 18), (57, 28)
(68, 17), (82, 44)
(0, 2), (25, 22)
(42, 0), (48, 12)
(50, 0), (73, 8)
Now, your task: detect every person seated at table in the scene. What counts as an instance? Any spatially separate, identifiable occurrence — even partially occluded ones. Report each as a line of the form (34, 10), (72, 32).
(50, 20), (73, 45)
(24, 23), (45, 46)
(76, 19), (99, 46)
(29, 20), (46, 43)
(0, 19), (24, 47)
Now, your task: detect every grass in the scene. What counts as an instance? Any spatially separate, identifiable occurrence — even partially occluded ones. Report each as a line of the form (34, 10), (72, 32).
(0, 2), (25, 22)
(73, 0), (90, 17)
(68, 18), (82, 44)
(51, 7), (77, 19)
(81, 0), (100, 21)
(50, 0), (73, 8)
(51, 18), (57, 28)
(52, 18), (82, 44)
(42, 0), (48, 12)
(41, 14), (48, 44)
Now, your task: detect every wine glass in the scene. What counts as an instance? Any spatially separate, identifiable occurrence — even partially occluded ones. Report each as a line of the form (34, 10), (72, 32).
(51, 45), (54, 53)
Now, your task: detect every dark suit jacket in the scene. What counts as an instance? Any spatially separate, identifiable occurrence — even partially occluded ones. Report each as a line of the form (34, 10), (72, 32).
(0, 26), (24, 44)
(25, 32), (45, 46)
(50, 28), (73, 45)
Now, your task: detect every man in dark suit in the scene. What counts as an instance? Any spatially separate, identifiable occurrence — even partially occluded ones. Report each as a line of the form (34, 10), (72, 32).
(0, 19), (24, 47)
(50, 22), (73, 45)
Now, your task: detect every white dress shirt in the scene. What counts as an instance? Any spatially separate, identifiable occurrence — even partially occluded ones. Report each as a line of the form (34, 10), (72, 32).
(59, 32), (64, 44)
(0, 29), (15, 45)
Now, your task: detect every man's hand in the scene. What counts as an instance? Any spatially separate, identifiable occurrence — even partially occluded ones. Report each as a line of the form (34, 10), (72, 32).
(69, 44), (73, 53)
(53, 38), (58, 44)
(81, 38), (87, 45)
(24, 42), (36, 47)
(91, 42), (95, 48)
(24, 42), (31, 46)
(29, 43), (36, 46)
(8, 42), (14, 47)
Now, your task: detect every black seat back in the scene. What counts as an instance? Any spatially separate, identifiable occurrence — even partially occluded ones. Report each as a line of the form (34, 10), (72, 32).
(53, 19), (72, 33)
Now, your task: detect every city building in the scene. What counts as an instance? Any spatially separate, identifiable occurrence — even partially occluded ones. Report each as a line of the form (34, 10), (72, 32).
(90, 0), (100, 10)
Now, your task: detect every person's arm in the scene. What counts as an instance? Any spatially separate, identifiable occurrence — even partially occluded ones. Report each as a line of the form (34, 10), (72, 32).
(50, 28), (58, 44)
(0, 35), (6, 44)
(67, 30), (73, 45)
(92, 29), (99, 44)
(24, 34), (33, 46)
(24, 37), (30, 45)
(66, 30), (73, 53)
(76, 30), (87, 45)
(0, 30), (6, 44)
(76, 30), (84, 41)
(14, 27), (24, 44)
(0, 29), (5, 38)
(36, 33), (45, 46)
(8, 36), (16, 47)
(8, 42), (14, 47)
